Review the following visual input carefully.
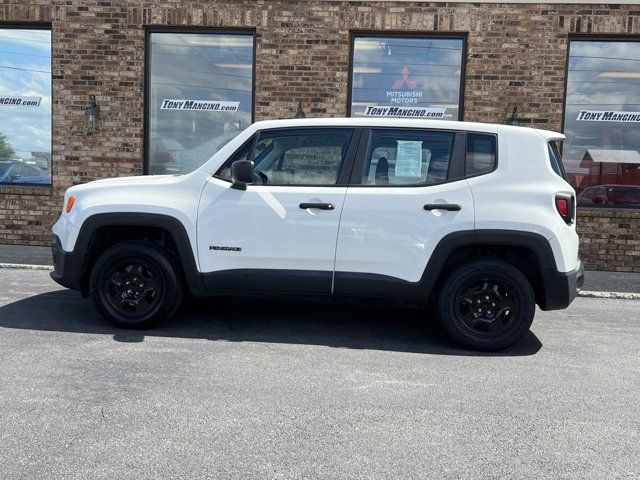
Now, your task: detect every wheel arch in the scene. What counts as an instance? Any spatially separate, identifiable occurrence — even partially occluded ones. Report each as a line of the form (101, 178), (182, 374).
(72, 213), (204, 297)
(423, 230), (558, 309)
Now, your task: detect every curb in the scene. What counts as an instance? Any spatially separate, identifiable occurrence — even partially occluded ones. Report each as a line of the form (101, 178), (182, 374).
(0, 263), (639, 299)
(0, 263), (53, 271)
(578, 290), (640, 300)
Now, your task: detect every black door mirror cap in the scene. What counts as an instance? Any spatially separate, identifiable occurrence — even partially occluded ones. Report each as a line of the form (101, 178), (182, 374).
(230, 160), (254, 191)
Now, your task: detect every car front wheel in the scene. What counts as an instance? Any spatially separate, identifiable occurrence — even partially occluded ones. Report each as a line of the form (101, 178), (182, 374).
(436, 259), (535, 351)
(90, 241), (183, 329)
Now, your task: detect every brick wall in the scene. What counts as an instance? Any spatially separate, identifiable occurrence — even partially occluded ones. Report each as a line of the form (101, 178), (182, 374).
(0, 1), (639, 271)
(578, 208), (640, 272)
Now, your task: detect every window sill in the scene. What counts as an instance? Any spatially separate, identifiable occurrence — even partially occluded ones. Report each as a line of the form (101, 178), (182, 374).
(579, 205), (640, 210)
(0, 184), (53, 196)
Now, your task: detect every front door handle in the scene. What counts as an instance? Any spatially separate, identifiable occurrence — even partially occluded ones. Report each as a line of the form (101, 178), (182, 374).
(300, 202), (335, 210)
(423, 203), (461, 211)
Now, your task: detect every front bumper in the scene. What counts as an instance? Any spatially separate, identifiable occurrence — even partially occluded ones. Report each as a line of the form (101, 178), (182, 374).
(51, 234), (83, 291)
(539, 259), (585, 310)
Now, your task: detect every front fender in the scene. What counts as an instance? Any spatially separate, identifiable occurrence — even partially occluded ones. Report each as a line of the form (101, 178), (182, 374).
(51, 212), (205, 296)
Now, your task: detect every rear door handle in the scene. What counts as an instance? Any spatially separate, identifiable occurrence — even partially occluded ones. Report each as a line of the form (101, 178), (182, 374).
(300, 202), (335, 210)
(423, 203), (461, 211)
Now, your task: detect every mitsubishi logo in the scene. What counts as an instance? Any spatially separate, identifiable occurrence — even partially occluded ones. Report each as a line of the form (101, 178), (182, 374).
(392, 65), (417, 89)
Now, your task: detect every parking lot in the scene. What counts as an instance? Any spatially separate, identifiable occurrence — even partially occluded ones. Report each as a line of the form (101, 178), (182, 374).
(1, 268), (639, 479)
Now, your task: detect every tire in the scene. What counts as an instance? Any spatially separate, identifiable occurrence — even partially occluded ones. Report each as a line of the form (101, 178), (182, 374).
(90, 240), (184, 329)
(436, 259), (535, 351)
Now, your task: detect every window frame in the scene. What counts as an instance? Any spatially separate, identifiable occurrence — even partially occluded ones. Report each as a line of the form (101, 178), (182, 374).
(346, 31), (468, 120)
(143, 27), (256, 176)
(213, 126), (362, 187)
(0, 23), (52, 188)
(561, 35), (640, 210)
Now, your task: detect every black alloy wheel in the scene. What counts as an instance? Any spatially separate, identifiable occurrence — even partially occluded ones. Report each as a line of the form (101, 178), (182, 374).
(90, 241), (183, 329)
(453, 277), (518, 337)
(436, 259), (535, 351)
(102, 260), (164, 318)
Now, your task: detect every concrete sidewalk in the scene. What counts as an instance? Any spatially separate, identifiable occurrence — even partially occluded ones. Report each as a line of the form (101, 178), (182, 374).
(1, 243), (639, 294)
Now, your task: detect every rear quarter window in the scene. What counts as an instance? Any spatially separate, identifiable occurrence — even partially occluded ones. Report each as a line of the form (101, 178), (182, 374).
(466, 133), (497, 177)
(547, 141), (567, 180)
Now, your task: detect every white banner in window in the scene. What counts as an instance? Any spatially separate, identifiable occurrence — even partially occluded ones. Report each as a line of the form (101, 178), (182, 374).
(576, 110), (640, 123)
(363, 105), (446, 119)
(161, 99), (240, 112)
(0, 96), (42, 107)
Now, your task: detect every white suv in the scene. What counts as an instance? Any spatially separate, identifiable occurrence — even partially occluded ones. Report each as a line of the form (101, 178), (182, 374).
(51, 118), (583, 351)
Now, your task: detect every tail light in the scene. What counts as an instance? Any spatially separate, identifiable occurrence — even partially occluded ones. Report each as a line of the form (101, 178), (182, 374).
(555, 194), (575, 225)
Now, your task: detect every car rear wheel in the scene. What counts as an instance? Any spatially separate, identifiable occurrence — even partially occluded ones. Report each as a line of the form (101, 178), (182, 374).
(90, 241), (183, 329)
(436, 259), (535, 351)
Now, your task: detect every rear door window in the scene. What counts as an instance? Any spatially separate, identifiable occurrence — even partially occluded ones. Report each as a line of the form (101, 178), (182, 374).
(359, 129), (455, 186)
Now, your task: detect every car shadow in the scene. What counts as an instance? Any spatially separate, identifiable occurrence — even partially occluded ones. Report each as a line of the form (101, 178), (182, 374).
(0, 290), (542, 357)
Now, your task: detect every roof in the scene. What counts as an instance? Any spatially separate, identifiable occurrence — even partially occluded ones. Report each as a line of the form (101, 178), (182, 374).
(249, 117), (564, 140)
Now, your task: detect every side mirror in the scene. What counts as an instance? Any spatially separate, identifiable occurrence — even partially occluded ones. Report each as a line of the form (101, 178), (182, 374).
(10, 173), (22, 181)
(230, 160), (254, 191)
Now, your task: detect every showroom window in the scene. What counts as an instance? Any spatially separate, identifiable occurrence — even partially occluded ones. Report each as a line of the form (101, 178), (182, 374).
(563, 38), (640, 207)
(0, 27), (51, 185)
(146, 31), (254, 175)
(349, 34), (465, 120)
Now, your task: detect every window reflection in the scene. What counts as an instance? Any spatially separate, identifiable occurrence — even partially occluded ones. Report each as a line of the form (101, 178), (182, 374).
(148, 32), (253, 175)
(0, 28), (51, 185)
(350, 36), (464, 120)
(564, 40), (640, 207)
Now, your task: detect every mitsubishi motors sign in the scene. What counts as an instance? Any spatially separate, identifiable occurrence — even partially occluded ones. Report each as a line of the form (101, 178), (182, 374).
(386, 65), (425, 105)
(352, 61), (452, 118)
(360, 65), (447, 118)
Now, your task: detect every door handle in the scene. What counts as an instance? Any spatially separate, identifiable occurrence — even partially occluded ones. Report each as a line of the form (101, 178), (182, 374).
(423, 203), (461, 211)
(299, 202), (335, 210)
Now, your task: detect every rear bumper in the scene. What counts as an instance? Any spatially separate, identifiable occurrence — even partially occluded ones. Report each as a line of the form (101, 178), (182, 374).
(539, 259), (584, 310)
(50, 234), (82, 290)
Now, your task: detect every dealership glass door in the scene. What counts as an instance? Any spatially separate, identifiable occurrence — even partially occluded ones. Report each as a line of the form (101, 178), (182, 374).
(563, 39), (640, 207)
(146, 31), (254, 175)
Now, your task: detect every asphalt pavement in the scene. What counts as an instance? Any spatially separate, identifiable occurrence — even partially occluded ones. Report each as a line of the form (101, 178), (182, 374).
(0, 268), (638, 479)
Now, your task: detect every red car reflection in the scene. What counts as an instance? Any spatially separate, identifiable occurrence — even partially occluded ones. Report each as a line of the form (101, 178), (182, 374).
(577, 185), (640, 206)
